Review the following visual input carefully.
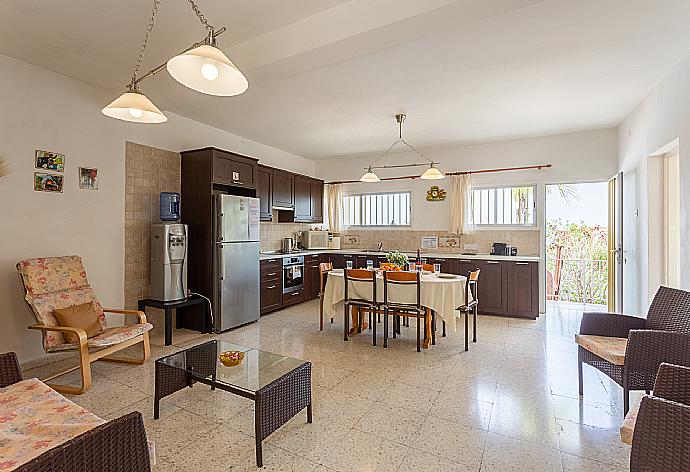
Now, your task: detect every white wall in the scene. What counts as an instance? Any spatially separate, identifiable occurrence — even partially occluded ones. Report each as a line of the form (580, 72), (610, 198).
(0, 53), (313, 362)
(618, 50), (690, 314)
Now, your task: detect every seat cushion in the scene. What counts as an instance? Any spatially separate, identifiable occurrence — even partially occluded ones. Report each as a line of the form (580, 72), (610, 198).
(575, 334), (628, 365)
(620, 406), (638, 445)
(53, 302), (104, 343)
(46, 323), (153, 353)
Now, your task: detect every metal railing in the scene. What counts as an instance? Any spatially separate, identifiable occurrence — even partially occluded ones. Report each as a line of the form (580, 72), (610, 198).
(547, 257), (608, 305)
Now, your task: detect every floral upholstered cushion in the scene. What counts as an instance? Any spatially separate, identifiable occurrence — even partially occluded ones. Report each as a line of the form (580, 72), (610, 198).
(0, 378), (105, 471)
(17, 256), (106, 349)
(575, 334), (628, 365)
(46, 323), (153, 353)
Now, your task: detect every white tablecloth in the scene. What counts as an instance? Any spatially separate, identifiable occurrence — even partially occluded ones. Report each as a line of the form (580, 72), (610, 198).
(323, 269), (471, 333)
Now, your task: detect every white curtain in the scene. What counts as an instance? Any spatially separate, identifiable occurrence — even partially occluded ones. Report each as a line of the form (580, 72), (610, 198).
(449, 174), (474, 234)
(325, 183), (343, 234)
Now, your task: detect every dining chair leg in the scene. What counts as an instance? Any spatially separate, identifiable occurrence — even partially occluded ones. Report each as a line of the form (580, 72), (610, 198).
(369, 312), (372, 330)
(357, 308), (362, 334)
(344, 304), (349, 341)
(464, 310), (469, 352)
(393, 316), (397, 339)
(372, 309), (377, 346)
(473, 305), (477, 343)
(417, 315), (421, 353)
(430, 310), (436, 346)
(442, 320), (446, 337)
(383, 308), (389, 348)
(319, 294), (324, 331)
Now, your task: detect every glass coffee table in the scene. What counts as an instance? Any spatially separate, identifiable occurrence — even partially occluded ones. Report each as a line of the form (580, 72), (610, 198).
(154, 340), (312, 467)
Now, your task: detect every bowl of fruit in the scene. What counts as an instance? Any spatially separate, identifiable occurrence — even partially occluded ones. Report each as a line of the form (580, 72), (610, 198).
(219, 350), (245, 367)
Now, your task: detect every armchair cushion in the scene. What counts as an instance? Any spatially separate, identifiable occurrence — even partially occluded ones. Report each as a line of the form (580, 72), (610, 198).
(46, 323), (153, 353)
(575, 334), (627, 365)
(53, 302), (104, 343)
(620, 406), (638, 445)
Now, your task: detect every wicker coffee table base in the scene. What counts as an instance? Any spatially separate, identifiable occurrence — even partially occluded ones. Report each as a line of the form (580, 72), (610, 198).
(154, 354), (312, 467)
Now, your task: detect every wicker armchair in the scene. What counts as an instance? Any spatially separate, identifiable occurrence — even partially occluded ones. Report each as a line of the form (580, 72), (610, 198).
(628, 363), (690, 472)
(0, 352), (151, 472)
(576, 286), (690, 415)
(17, 256), (152, 394)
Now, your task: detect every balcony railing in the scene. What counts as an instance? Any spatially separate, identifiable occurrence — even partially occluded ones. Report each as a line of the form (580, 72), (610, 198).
(546, 257), (608, 305)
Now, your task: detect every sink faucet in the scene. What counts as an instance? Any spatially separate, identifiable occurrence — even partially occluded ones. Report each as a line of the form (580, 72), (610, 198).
(377, 242), (384, 251)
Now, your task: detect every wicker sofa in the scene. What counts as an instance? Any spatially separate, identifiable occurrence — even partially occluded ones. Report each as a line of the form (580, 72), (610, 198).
(575, 286), (690, 414)
(0, 352), (151, 472)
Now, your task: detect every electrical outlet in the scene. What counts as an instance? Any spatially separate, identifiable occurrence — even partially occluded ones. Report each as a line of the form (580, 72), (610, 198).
(463, 243), (479, 251)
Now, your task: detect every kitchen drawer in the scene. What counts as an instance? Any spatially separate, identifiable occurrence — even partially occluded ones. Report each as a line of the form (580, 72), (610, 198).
(260, 258), (281, 270)
(261, 267), (282, 280)
(305, 253), (322, 263)
(282, 288), (305, 306)
(260, 280), (282, 314)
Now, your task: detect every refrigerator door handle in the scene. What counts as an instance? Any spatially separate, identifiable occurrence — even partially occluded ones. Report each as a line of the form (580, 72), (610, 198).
(218, 212), (225, 242)
(218, 244), (226, 281)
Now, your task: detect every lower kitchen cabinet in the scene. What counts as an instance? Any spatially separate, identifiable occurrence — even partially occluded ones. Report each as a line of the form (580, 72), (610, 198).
(477, 260), (509, 316)
(260, 259), (282, 315)
(283, 288), (305, 306)
(507, 261), (539, 318)
(304, 254), (322, 300)
(427, 257), (457, 274)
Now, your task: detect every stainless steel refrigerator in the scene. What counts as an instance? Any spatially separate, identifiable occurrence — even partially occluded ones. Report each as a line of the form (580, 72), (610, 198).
(214, 194), (260, 331)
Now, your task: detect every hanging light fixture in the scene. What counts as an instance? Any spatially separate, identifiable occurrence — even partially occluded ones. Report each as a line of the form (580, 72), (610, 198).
(103, 0), (247, 123)
(360, 113), (444, 182)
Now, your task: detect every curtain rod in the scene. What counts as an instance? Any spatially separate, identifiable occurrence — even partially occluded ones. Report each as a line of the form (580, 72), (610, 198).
(325, 163), (552, 185)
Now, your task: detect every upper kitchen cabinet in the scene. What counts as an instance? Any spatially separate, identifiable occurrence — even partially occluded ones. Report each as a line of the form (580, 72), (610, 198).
(210, 148), (257, 188)
(294, 176), (324, 223)
(272, 169), (294, 209)
(257, 165), (273, 221)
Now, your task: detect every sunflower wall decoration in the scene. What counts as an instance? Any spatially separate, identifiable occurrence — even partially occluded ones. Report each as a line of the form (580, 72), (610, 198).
(426, 185), (446, 201)
(0, 154), (8, 178)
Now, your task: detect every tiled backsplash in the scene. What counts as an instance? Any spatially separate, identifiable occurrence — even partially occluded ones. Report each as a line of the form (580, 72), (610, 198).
(338, 229), (541, 255)
(260, 221), (316, 251)
(124, 142), (181, 317)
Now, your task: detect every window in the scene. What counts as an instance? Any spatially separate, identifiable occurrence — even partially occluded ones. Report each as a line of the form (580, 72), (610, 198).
(472, 185), (536, 226)
(343, 192), (411, 227)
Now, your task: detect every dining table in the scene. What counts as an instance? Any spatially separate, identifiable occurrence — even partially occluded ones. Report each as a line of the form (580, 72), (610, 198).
(322, 268), (472, 348)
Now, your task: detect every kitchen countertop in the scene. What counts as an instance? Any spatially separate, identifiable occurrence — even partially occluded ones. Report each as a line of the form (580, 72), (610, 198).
(260, 249), (540, 263)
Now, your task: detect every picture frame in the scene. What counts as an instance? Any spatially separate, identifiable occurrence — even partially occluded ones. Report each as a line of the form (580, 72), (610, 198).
(35, 150), (65, 172)
(34, 172), (64, 193)
(421, 236), (438, 250)
(79, 167), (99, 190)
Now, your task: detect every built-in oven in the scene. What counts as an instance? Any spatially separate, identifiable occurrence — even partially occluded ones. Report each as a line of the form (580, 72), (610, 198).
(283, 255), (304, 294)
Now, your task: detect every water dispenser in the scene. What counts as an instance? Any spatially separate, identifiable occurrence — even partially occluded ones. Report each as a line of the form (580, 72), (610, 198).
(150, 223), (188, 301)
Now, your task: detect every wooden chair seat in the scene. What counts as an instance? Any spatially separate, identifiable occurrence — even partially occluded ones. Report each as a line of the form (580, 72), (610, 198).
(575, 334), (627, 366)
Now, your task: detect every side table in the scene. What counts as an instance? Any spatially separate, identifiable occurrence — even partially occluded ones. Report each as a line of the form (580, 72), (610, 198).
(137, 295), (210, 346)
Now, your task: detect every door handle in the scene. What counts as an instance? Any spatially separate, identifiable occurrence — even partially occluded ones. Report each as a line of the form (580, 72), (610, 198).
(218, 245), (225, 280)
(486, 261), (500, 264)
(459, 259), (471, 262)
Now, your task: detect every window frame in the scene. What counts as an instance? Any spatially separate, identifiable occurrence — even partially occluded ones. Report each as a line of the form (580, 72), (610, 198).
(471, 184), (537, 229)
(342, 190), (412, 228)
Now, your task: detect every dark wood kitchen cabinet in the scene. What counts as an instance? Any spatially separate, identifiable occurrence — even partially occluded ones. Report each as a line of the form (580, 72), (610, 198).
(303, 254), (322, 300)
(211, 149), (257, 188)
(476, 260), (508, 316)
(455, 259), (480, 278)
(260, 258), (283, 315)
(507, 261), (539, 318)
(327, 254), (345, 269)
(427, 257), (458, 274)
(257, 165), (273, 221)
(272, 170), (294, 209)
(294, 176), (324, 223)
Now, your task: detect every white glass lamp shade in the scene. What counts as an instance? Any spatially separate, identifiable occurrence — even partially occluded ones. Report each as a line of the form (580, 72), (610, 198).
(166, 44), (248, 96)
(420, 165), (445, 180)
(360, 168), (381, 183)
(101, 91), (167, 123)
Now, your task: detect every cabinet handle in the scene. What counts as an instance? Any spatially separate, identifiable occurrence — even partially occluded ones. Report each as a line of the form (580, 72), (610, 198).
(459, 259), (471, 262)
(266, 259), (277, 263)
(232, 180), (244, 185)
(291, 292), (300, 296)
(267, 272), (277, 276)
(311, 265), (319, 269)
(486, 261), (500, 264)
(267, 285), (277, 289)
(434, 258), (446, 261)
(515, 262), (529, 265)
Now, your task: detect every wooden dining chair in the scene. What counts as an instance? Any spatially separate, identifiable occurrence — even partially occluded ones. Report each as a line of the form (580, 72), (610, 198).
(319, 262), (333, 331)
(343, 269), (378, 342)
(421, 263), (435, 272)
(458, 269), (480, 351)
(382, 271), (429, 352)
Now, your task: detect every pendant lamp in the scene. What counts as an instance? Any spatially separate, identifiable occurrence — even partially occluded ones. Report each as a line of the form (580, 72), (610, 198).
(420, 163), (445, 180)
(102, 87), (167, 123)
(359, 166), (381, 182)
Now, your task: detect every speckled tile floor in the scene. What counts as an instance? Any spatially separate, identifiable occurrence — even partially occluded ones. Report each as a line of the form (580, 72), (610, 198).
(23, 300), (635, 471)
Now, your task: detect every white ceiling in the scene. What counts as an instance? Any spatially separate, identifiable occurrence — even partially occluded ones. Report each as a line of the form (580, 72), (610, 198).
(2, 0), (690, 159)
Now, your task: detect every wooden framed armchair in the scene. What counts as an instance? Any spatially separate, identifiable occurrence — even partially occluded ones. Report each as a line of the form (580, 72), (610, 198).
(575, 286), (690, 415)
(17, 256), (152, 394)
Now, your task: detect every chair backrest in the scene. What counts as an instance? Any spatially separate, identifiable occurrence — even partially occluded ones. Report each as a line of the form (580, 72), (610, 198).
(383, 270), (421, 308)
(466, 269), (480, 304)
(646, 286), (690, 333)
(421, 263), (434, 272)
(16, 256), (106, 350)
(319, 262), (333, 294)
(344, 268), (376, 304)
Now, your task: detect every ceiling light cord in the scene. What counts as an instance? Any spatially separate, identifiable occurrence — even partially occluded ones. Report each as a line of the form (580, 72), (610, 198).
(368, 114), (434, 169)
(186, 0), (215, 33)
(130, 0), (162, 90)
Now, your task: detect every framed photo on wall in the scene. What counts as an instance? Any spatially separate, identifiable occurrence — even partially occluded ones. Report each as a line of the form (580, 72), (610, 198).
(34, 172), (64, 193)
(79, 167), (98, 190)
(35, 150), (65, 172)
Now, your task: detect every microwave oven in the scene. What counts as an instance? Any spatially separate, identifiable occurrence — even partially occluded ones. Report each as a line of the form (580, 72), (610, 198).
(301, 231), (329, 249)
